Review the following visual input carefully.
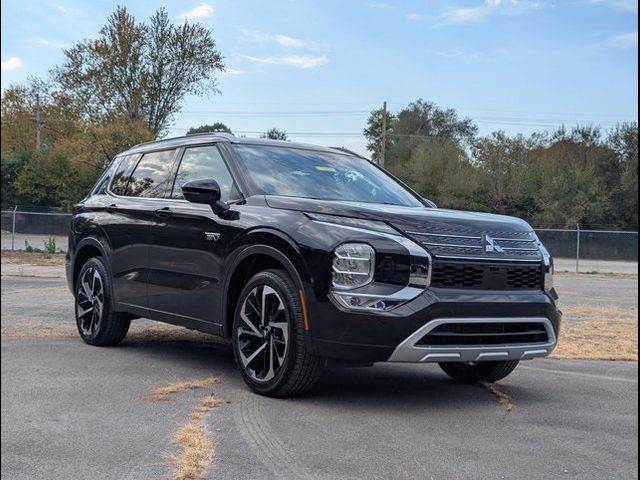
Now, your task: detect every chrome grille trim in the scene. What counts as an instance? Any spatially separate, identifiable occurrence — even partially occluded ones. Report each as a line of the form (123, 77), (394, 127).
(387, 317), (557, 363)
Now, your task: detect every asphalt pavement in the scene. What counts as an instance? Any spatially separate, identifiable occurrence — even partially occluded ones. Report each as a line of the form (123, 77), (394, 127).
(1, 275), (638, 480)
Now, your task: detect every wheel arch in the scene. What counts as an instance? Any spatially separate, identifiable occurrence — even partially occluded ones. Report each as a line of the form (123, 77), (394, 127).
(222, 230), (309, 338)
(72, 237), (110, 292)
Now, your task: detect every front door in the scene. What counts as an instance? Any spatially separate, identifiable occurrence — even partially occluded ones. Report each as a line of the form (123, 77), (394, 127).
(146, 144), (239, 332)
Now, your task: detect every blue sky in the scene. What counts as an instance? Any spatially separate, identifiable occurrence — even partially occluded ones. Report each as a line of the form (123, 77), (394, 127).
(1, 0), (637, 155)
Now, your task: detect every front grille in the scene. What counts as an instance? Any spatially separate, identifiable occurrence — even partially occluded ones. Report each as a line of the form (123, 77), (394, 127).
(392, 223), (543, 262)
(431, 262), (543, 290)
(417, 322), (549, 346)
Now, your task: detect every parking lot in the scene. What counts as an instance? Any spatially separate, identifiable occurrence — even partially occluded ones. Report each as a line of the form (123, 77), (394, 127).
(1, 270), (638, 479)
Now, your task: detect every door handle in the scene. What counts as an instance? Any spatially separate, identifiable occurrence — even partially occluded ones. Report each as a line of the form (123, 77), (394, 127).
(154, 207), (173, 219)
(106, 203), (117, 213)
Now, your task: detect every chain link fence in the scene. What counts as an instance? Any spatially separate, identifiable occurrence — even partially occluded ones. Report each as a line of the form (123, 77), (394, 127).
(1, 207), (71, 253)
(1, 207), (638, 270)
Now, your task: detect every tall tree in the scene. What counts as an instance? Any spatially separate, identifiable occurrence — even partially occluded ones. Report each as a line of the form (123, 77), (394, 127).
(55, 6), (224, 136)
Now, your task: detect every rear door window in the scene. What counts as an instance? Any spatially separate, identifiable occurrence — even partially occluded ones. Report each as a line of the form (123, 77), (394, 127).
(126, 149), (177, 198)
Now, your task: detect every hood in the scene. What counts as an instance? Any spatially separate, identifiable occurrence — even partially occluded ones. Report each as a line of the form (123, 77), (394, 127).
(265, 196), (542, 262)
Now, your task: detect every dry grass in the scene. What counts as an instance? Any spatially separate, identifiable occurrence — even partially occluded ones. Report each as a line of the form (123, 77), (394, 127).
(551, 305), (638, 361)
(481, 382), (515, 413)
(1, 250), (66, 266)
(555, 271), (638, 280)
(172, 395), (223, 480)
(145, 377), (219, 402)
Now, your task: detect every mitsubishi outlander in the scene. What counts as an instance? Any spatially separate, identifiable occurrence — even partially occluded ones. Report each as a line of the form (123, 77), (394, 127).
(66, 133), (561, 396)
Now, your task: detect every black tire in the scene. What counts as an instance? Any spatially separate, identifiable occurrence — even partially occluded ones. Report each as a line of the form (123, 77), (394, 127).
(439, 360), (519, 384)
(75, 257), (130, 346)
(232, 269), (323, 397)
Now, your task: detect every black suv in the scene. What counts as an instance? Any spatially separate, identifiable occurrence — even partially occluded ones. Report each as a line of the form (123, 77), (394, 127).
(66, 133), (560, 396)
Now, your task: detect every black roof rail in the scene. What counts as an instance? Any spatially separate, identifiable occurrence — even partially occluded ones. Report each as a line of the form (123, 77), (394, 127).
(185, 131), (236, 139)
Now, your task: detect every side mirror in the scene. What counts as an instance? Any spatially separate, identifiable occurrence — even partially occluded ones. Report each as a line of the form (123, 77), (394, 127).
(182, 179), (230, 217)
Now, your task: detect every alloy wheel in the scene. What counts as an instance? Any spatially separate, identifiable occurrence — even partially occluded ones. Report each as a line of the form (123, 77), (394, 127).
(76, 267), (105, 337)
(237, 285), (289, 382)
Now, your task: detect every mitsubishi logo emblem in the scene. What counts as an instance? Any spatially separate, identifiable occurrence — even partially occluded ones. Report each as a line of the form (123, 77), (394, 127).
(484, 234), (504, 253)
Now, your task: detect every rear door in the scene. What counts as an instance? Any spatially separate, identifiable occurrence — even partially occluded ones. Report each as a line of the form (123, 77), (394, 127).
(103, 149), (178, 315)
(146, 144), (241, 331)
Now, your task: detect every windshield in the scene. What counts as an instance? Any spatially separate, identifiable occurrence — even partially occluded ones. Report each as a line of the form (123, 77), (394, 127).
(235, 145), (423, 207)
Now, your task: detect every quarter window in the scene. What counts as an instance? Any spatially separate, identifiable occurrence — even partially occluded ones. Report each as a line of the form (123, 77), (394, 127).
(109, 154), (140, 196)
(171, 145), (234, 201)
(126, 150), (177, 198)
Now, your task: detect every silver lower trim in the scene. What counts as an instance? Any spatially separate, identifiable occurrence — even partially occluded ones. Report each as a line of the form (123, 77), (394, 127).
(387, 317), (557, 363)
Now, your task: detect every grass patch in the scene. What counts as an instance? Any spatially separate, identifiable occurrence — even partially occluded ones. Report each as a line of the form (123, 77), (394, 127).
(555, 271), (638, 280)
(551, 306), (638, 361)
(481, 382), (515, 413)
(172, 395), (223, 480)
(1, 250), (66, 266)
(145, 377), (219, 402)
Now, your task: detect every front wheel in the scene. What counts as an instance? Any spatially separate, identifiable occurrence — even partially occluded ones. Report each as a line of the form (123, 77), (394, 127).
(232, 269), (323, 397)
(439, 360), (519, 384)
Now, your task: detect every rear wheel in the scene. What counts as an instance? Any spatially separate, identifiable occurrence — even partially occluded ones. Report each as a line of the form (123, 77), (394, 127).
(75, 257), (130, 346)
(233, 269), (322, 397)
(439, 360), (519, 384)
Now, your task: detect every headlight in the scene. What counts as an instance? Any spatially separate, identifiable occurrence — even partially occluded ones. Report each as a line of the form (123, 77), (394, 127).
(332, 243), (375, 289)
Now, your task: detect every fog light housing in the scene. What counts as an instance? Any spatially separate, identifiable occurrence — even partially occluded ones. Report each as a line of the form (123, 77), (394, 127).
(332, 243), (375, 289)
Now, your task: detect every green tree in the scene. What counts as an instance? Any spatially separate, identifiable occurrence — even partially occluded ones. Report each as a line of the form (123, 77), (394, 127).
(528, 127), (619, 227)
(55, 6), (225, 136)
(13, 150), (87, 208)
(388, 138), (481, 210)
(187, 123), (233, 135)
(608, 122), (638, 226)
(261, 128), (288, 140)
(363, 108), (396, 162)
(472, 132), (535, 216)
(1, 150), (32, 205)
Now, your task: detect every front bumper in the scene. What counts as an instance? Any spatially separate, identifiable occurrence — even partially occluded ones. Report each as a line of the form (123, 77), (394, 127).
(307, 287), (562, 364)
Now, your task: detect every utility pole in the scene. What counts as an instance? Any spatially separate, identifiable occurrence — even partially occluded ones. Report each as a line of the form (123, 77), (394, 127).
(380, 101), (387, 167)
(35, 94), (42, 151)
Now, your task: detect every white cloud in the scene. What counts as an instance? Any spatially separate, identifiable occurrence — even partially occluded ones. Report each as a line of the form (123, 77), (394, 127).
(275, 34), (307, 48)
(589, 0), (638, 13)
(240, 30), (327, 51)
(35, 39), (69, 48)
(57, 5), (67, 12)
(1, 57), (23, 71)
(178, 2), (214, 21)
(240, 54), (328, 69)
(435, 0), (541, 27)
(607, 31), (638, 48)
(405, 12), (424, 20)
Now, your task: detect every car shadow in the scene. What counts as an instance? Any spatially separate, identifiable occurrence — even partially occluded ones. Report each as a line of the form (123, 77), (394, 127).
(112, 334), (537, 409)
